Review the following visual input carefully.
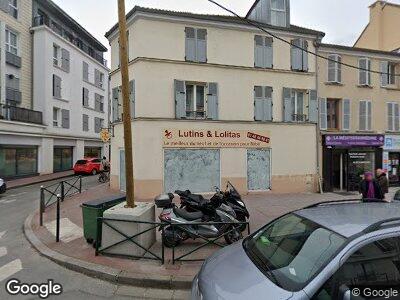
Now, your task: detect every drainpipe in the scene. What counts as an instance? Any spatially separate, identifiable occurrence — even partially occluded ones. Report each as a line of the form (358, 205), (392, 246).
(315, 37), (323, 194)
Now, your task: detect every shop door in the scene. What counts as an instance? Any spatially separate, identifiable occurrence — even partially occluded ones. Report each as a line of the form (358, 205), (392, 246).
(388, 153), (400, 184)
(53, 147), (73, 172)
(164, 149), (220, 193)
(120, 149), (126, 192)
(247, 149), (271, 191)
(332, 150), (348, 191)
(0, 147), (38, 178)
(347, 151), (375, 191)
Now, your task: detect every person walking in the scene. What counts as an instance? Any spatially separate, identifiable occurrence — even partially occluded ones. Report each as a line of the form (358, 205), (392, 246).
(376, 169), (389, 200)
(359, 172), (384, 201)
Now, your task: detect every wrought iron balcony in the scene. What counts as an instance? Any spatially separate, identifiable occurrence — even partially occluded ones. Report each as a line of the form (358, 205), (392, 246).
(292, 114), (307, 122)
(0, 104), (43, 125)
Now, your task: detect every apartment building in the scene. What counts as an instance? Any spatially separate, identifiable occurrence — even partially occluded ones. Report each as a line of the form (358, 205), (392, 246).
(106, 1), (324, 198)
(0, 0), (109, 179)
(317, 43), (400, 191)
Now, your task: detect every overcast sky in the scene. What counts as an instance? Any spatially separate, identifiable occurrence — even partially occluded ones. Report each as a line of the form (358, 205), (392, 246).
(52, 0), (400, 64)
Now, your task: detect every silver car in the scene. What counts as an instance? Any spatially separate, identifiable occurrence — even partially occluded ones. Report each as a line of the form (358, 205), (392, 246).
(192, 200), (400, 300)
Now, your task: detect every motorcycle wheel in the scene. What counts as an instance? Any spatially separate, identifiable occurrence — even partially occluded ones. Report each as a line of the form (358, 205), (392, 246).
(162, 226), (181, 248)
(236, 213), (248, 232)
(224, 226), (242, 245)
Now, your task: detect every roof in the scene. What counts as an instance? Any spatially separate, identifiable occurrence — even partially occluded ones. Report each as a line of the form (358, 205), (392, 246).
(320, 43), (400, 57)
(295, 202), (400, 238)
(105, 6), (324, 39)
(38, 0), (107, 52)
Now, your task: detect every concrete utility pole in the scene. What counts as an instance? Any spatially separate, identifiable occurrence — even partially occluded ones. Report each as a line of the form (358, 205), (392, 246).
(117, 0), (135, 208)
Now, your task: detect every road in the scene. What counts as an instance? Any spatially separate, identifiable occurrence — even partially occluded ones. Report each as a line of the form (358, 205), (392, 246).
(0, 176), (187, 300)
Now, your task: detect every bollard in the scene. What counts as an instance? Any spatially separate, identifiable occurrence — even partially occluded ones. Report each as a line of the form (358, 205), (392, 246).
(60, 181), (65, 202)
(79, 176), (82, 193)
(39, 186), (44, 226)
(161, 226), (165, 264)
(56, 194), (61, 242)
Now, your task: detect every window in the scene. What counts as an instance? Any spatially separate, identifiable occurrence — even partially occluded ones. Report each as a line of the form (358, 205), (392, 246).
(312, 237), (400, 300)
(185, 27), (207, 63)
(53, 107), (60, 127)
(95, 69), (104, 88)
(82, 114), (89, 132)
(5, 74), (21, 103)
(53, 44), (60, 66)
(381, 61), (396, 86)
(284, 88), (317, 123)
(82, 88), (89, 107)
(254, 86), (273, 121)
(94, 117), (104, 133)
(342, 99), (351, 131)
(327, 54), (341, 83)
(387, 102), (400, 132)
(291, 39), (308, 72)
(291, 90), (305, 122)
(5, 29), (18, 55)
(8, 0), (18, 19)
(359, 57), (371, 86)
(83, 62), (89, 81)
(254, 36), (273, 69)
(271, 0), (287, 27)
(327, 99), (339, 130)
(359, 100), (372, 131)
(53, 75), (62, 98)
(95, 94), (104, 112)
(186, 84), (206, 119)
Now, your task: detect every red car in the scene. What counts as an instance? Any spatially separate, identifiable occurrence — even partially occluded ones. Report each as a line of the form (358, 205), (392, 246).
(73, 158), (102, 175)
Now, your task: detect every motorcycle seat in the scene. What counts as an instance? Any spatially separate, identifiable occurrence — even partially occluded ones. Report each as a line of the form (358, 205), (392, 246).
(173, 207), (203, 221)
(187, 194), (207, 204)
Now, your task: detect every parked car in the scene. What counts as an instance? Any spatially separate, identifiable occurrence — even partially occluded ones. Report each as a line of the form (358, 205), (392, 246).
(192, 200), (400, 300)
(0, 178), (6, 194)
(73, 158), (102, 175)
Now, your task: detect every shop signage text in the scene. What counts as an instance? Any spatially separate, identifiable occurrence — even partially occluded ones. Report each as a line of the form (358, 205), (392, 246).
(325, 135), (385, 147)
(163, 129), (271, 148)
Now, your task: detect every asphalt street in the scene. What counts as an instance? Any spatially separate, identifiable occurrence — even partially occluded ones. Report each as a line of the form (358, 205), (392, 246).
(0, 176), (185, 300)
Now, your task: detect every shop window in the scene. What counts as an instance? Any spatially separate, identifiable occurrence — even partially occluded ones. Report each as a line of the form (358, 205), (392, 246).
(53, 147), (73, 172)
(0, 147), (38, 178)
(84, 147), (102, 158)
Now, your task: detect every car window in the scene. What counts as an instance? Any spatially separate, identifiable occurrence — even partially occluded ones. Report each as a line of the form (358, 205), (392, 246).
(92, 159), (101, 163)
(312, 237), (400, 300)
(244, 214), (346, 291)
(76, 160), (87, 165)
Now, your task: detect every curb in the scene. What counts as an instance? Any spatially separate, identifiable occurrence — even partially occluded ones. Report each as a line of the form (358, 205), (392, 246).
(23, 212), (192, 290)
(8, 173), (74, 190)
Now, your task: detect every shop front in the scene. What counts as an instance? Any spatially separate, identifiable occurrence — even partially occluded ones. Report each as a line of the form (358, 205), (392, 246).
(322, 134), (384, 192)
(383, 135), (400, 186)
(53, 147), (73, 172)
(0, 145), (38, 179)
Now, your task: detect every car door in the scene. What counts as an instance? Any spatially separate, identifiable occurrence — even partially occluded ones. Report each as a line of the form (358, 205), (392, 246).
(311, 236), (400, 300)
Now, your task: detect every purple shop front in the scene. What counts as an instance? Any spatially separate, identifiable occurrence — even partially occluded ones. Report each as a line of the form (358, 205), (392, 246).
(325, 135), (385, 147)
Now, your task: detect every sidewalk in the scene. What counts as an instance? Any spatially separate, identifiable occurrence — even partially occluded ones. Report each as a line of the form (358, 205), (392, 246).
(7, 170), (74, 189)
(24, 185), (374, 290)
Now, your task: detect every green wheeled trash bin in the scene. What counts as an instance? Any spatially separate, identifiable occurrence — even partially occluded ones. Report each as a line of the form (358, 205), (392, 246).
(81, 195), (125, 247)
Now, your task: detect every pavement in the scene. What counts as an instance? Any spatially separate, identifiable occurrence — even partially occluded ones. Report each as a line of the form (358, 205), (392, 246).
(6, 170), (74, 189)
(23, 184), (384, 294)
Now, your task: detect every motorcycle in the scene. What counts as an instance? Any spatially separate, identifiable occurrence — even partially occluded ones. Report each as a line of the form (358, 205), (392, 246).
(176, 181), (249, 231)
(155, 193), (242, 248)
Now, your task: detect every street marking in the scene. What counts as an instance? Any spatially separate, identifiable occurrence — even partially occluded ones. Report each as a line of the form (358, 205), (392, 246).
(0, 199), (16, 204)
(44, 218), (83, 243)
(0, 247), (7, 258)
(0, 231), (5, 240)
(0, 259), (22, 283)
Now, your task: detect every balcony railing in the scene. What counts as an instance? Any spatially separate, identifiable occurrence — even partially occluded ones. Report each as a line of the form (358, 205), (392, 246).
(0, 104), (43, 125)
(33, 16), (107, 67)
(292, 114), (307, 122)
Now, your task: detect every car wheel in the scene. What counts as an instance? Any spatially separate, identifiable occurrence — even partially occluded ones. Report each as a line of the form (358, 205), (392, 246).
(91, 169), (97, 175)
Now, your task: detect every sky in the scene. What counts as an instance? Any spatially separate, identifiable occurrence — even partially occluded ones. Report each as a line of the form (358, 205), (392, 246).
(52, 0), (400, 65)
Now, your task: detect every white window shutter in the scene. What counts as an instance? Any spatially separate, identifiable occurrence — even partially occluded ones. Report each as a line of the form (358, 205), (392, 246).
(395, 103), (400, 132)
(359, 101), (366, 131)
(388, 103), (394, 131)
(342, 99), (350, 131)
(319, 98), (327, 130)
(175, 80), (186, 119)
(381, 61), (389, 87)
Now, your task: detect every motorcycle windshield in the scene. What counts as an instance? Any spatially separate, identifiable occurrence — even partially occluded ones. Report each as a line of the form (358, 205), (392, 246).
(227, 181), (241, 199)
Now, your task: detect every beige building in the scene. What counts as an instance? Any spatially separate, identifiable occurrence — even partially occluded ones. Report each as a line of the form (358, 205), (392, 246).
(106, 3), (325, 199)
(317, 43), (400, 191)
(354, 0), (400, 52)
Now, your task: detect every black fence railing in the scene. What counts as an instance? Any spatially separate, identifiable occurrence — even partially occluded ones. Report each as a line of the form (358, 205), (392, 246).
(39, 176), (82, 228)
(0, 104), (43, 125)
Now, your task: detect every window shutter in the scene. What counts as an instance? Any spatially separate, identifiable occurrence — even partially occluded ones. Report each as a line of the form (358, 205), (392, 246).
(61, 48), (70, 72)
(285, 0), (290, 27)
(53, 75), (61, 98)
(308, 90), (318, 123)
(359, 101), (366, 131)
(264, 37), (273, 68)
(112, 87), (119, 122)
(207, 82), (218, 120)
(381, 61), (389, 87)
(283, 87), (292, 122)
(337, 55), (342, 83)
(94, 69), (100, 86)
(197, 29), (207, 63)
(342, 99), (351, 131)
(61, 109), (70, 129)
(175, 80), (186, 119)
(395, 103), (400, 132)
(83, 62), (89, 81)
(265, 0), (272, 24)
(359, 58), (367, 85)
(367, 59), (372, 85)
(185, 27), (196, 62)
(264, 86), (273, 121)
(254, 35), (264, 68)
(0, 0), (9, 13)
(83, 88), (89, 106)
(302, 40), (309, 71)
(291, 39), (301, 71)
(254, 86), (264, 121)
(367, 101), (372, 130)
(388, 103), (394, 131)
(82, 114), (89, 131)
(327, 55), (336, 82)
(129, 80), (135, 118)
(319, 98), (327, 130)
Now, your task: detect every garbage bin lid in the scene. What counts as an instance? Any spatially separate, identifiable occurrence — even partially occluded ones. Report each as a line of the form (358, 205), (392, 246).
(82, 195), (126, 208)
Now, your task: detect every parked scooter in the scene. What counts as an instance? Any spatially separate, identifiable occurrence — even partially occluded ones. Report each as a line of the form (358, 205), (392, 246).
(155, 193), (242, 248)
(176, 182), (249, 231)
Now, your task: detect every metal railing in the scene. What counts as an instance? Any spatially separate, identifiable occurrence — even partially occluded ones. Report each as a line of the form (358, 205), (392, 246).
(39, 176), (82, 227)
(0, 104), (43, 125)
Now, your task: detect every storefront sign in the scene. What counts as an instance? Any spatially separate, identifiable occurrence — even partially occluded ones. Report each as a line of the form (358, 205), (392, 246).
(325, 135), (384, 147)
(384, 135), (400, 150)
(163, 129), (271, 148)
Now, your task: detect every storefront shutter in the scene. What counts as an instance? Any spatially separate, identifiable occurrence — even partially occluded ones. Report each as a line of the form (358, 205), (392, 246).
(175, 80), (186, 119)
(319, 98), (327, 130)
(381, 61), (388, 87)
(61, 48), (70, 72)
(283, 87), (292, 122)
(308, 90), (318, 123)
(185, 27), (196, 62)
(302, 40), (309, 71)
(207, 82), (218, 120)
(342, 99), (351, 131)
(254, 35), (264, 68)
(197, 29), (207, 63)
(264, 86), (273, 121)
(129, 80), (135, 118)
(61, 109), (70, 129)
(264, 37), (273, 68)
(254, 86), (264, 121)
(395, 103), (400, 132)
(112, 87), (119, 122)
